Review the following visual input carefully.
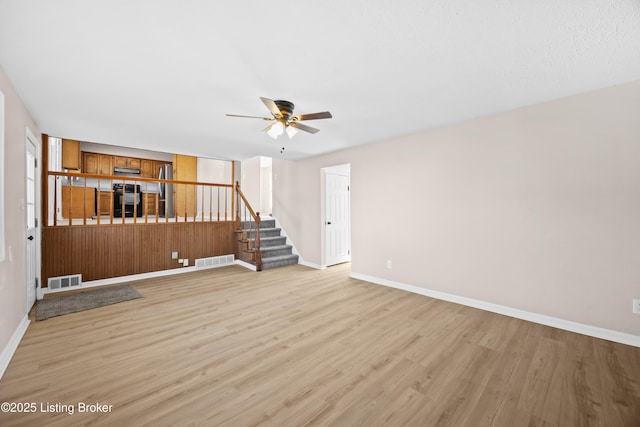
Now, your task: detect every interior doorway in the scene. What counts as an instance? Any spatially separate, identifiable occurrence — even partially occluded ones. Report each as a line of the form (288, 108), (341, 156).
(25, 128), (40, 309)
(323, 164), (351, 266)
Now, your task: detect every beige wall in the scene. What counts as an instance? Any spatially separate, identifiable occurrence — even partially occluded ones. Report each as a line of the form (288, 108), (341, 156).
(0, 68), (41, 358)
(240, 156), (262, 213)
(273, 80), (640, 337)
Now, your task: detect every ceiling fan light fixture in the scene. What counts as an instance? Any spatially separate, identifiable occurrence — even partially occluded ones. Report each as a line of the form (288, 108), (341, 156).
(267, 121), (284, 139)
(285, 125), (298, 139)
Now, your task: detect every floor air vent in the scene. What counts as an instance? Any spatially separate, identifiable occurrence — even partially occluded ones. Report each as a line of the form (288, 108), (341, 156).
(195, 254), (235, 270)
(48, 274), (82, 291)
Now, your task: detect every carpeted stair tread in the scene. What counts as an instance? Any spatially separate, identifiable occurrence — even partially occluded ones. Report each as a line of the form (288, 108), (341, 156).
(242, 227), (282, 237)
(260, 244), (292, 251)
(262, 253), (298, 261)
(247, 236), (287, 247)
(261, 254), (299, 270)
(260, 245), (294, 257)
(240, 219), (276, 229)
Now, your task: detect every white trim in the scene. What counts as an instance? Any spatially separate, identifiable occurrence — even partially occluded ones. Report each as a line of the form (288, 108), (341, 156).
(59, 267), (197, 290)
(298, 260), (326, 270)
(350, 272), (640, 348)
(0, 315), (30, 380)
(235, 259), (257, 271)
(42, 255), (235, 295)
(25, 127), (40, 312)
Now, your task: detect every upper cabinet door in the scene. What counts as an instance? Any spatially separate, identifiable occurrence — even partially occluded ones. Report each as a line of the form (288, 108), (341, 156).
(62, 139), (81, 170)
(113, 156), (127, 168)
(128, 157), (141, 168)
(98, 154), (113, 175)
(140, 159), (154, 178)
(82, 152), (99, 174)
(84, 153), (113, 175)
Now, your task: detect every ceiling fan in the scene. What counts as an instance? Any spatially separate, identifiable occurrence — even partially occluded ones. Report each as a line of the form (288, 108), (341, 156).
(226, 97), (332, 139)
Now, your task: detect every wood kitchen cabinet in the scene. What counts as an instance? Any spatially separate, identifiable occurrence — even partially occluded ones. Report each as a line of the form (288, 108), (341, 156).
(113, 156), (127, 168)
(62, 186), (96, 218)
(83, 153), (113, 175)
(140, 159), (154, 178)
(97, 191), (113, 215)
(142, 193), (158, 215)
(114, 156), (143, 169)
(128, 157), (141, 168)
(62, 139), (81, 171)
(81, 151), (170, 178)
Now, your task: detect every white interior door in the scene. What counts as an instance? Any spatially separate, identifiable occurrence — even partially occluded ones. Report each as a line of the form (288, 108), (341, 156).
(25, 132), (38, 310)
(325, 172), (351, 266)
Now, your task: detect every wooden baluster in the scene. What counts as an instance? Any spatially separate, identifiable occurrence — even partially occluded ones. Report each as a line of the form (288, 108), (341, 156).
(209, 186), (213, 222)
(121, 180), (125, 224)
(53, 175), (58, 227)
(255, 213), (261, 271)
(193, 182), (197, 222)
(83, 180), (87, 225)
(133, 182), (138, 224)
(109, 178), (113, 225)
(68, 177), (72, 226)
(96, 178), (101, 225)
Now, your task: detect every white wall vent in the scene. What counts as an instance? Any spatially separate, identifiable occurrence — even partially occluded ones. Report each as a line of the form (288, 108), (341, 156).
(195, 254), (235, 270)
(48, 274), (82, 291)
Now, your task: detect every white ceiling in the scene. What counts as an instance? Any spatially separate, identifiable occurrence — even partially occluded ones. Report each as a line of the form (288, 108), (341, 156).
(1, 1), (639, 161)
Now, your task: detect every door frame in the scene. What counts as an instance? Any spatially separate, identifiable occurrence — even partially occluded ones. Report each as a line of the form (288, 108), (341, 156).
(322, 164), (351, 267)
(25, 127), (41, 307)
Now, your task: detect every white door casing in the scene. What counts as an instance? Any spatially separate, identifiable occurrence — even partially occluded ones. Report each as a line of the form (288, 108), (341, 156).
(25, 129), (39, 309)
(325, 172), (351, 266)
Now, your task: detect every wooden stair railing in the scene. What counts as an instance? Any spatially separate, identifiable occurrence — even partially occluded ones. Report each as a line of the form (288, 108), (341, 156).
(235, 181), (262, 271)
(47, 171), (233, 225)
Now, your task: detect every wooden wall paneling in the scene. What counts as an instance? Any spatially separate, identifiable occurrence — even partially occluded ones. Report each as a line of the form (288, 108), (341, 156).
(42, 222), (237, 285)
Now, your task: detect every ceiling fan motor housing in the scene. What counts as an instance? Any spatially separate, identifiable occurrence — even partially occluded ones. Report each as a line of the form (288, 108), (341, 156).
(274, 100), (295, 120)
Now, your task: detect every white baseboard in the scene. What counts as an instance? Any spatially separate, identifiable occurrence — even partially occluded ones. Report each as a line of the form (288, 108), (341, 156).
(298, 260), (326, 270)
(42, 255), (236, 295)
(235, 259), (257, 271)
(350, 272), (640, 348)
(0, 315), (30, 380)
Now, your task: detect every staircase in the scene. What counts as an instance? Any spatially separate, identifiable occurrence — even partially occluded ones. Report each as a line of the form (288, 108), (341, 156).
(238, 218), (299, 270)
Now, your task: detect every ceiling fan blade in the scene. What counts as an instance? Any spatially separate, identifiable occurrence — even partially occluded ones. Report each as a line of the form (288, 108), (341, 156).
(289, 121), (320, 134)
(260, 97), (282, 119)
(226, 114), (272, 120)
(292, 111), (332, 121)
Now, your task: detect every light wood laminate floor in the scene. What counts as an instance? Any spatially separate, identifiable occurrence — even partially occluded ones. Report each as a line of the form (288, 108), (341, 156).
(1, 264), (638, 426)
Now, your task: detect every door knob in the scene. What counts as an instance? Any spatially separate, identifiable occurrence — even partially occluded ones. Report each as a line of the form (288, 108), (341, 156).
(326, 222), (331, 225)
(27, 235), (34, 241)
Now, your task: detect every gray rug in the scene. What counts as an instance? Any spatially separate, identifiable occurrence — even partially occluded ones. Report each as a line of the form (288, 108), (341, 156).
(36, 285), (142, 321)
